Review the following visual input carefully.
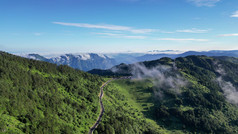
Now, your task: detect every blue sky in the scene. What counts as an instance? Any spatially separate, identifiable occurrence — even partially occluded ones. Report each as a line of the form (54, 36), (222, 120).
(0, 0), (238, 54)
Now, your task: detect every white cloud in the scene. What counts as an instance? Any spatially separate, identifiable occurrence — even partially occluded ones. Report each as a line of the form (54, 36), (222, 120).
(95, 32), (146, 39)
(156, 38), (209, 42)
(219, 33), (238, 37)
(231, 11), (238, 18)
(217, 77), (238, 105)
(176, 28), (209, 33)
(53, 22), (155, 34)
(188, 0), (220, 7)
(95, 33), (123, 36)
(157, 30), (175, 34)
(130, 29), (154, 34)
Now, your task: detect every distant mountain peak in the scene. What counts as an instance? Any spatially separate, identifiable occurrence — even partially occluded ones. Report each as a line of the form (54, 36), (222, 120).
(20, 53), (116, 71)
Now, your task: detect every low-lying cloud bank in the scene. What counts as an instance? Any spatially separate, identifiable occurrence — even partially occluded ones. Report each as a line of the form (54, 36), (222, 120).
(215, 62), (238, 105)
(131, 63), (187, 97)
(217, 77), (238, 105)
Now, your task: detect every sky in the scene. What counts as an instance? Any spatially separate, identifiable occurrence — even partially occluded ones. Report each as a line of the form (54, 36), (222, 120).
(0, 0), (238, 54)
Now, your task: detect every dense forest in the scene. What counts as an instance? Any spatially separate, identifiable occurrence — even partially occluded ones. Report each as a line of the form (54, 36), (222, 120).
(0, 52), (104, 133)
(2, 51), (238, 134)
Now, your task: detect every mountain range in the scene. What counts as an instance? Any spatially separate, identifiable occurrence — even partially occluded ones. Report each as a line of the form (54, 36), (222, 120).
(20, 50), (238, 71)
(136, 50), (238, 62)
(21, 53), (117, 71)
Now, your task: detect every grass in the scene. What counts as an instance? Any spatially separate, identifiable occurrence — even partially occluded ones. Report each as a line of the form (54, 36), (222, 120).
(112, 79), (195, 133)
(112, 79), (154, 114)
(102, 79), (187, 134)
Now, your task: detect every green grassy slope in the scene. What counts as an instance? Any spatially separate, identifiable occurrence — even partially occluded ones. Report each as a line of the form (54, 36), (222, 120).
(95, 79), (169, 134)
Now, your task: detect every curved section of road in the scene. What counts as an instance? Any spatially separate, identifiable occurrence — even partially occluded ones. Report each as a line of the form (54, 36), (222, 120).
(88, 79), (113, 134)
(88, 76), (131, 134)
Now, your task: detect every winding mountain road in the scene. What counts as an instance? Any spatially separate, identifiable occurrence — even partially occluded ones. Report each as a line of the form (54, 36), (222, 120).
(88, 79), (113, 134)
(88, 76), (131, 134)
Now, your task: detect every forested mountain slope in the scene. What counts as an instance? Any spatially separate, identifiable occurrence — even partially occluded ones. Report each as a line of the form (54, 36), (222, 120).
(0, 52), (105, 133)
(91, 56), (238, 134)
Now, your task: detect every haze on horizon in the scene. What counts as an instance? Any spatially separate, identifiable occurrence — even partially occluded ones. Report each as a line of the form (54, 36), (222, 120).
(0, 0), (238, 54)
